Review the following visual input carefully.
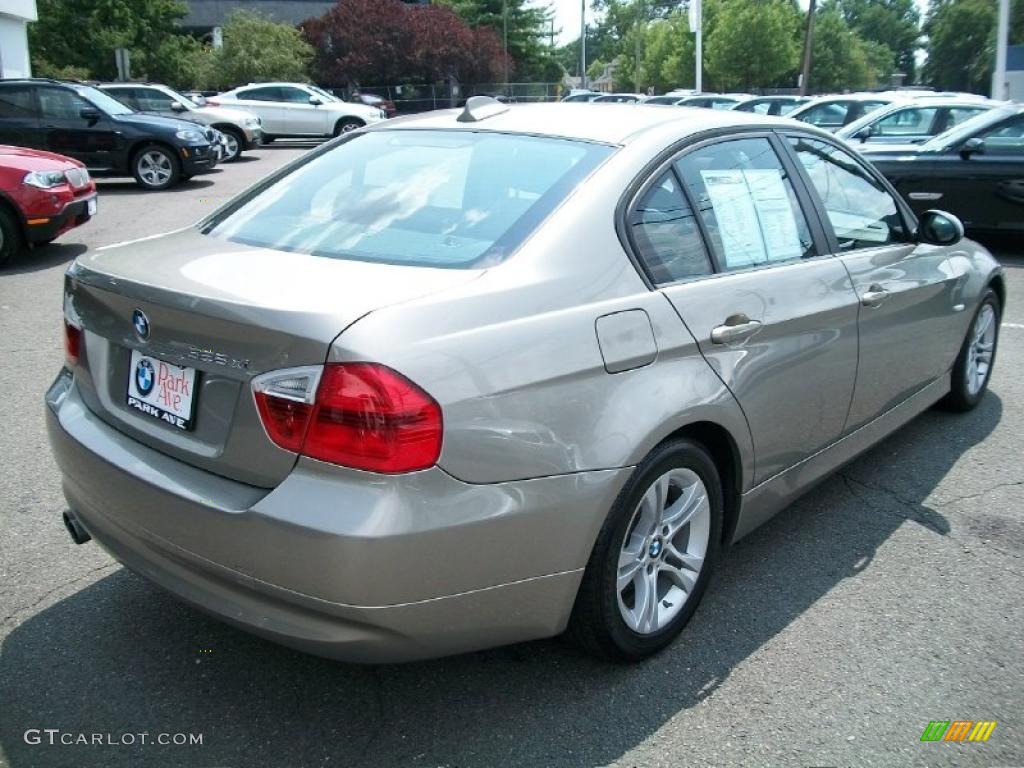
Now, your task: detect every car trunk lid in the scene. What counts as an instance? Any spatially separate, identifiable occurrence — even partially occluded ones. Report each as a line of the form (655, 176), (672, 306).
(65, 227), (482, 487)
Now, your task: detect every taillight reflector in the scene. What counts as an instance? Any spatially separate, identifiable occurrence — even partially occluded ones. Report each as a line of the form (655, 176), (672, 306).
(254, 363), (442, 474)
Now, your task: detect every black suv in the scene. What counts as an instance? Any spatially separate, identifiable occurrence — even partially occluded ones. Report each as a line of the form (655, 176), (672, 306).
(0, 78), (217, 190)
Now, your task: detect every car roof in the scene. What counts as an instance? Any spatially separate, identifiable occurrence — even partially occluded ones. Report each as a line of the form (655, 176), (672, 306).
(373, 102), (805, 145)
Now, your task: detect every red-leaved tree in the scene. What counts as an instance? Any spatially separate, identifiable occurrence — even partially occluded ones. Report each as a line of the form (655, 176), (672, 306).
(303, 0), (414, 86)
(304, 0), (509, 87)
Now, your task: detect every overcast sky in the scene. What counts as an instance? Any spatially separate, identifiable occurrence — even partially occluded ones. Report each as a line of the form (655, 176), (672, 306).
(542, 0), (932, 46)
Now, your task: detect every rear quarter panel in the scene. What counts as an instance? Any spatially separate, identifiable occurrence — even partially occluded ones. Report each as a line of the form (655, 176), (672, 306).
(329, 139), (755, 488)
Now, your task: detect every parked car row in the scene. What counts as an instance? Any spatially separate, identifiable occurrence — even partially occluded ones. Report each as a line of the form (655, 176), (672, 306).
(0, 77), (392, 266)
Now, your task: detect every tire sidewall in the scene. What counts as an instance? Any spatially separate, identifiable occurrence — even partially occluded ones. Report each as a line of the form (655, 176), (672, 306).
(334, 118), (364, 137)
(132, 145), (180, 191)
(594, 440), (724, 659)
(952, 289), (1001, 409)
(0, 207), (20, 268)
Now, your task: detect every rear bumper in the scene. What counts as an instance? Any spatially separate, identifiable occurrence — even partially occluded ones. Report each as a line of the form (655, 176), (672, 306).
(45, 371), (629, 662)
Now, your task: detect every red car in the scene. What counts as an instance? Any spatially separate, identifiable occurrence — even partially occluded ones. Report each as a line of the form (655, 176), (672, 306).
(0, 145), (97, 268)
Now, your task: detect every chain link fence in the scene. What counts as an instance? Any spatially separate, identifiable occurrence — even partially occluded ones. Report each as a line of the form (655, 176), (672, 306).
(348, 82), (566, 114)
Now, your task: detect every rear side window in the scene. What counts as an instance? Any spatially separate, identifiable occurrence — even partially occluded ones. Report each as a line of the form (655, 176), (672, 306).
(0, 85), (35, 118)
(800, 102), (848, 128)
(947, 107), (987, 128)
(874, 107), (939, 136)
(788, 136), (909, 249)
(135, 88), (177, 111)
(629, 172), (712, 284)
(674, 137), (815, 271)
(237, 87), (281, 101)
(205, 130), (612, 268)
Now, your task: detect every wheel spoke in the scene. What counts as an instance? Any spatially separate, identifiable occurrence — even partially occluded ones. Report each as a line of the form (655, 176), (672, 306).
(663, 485), (707, 538)
(637, 568), (659, 633)
(663, 540), (704, 574)
(660, 560), (697, 594)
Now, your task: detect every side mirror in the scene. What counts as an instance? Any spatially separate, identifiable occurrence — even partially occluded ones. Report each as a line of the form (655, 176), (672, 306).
(917, 209), (964, 246)
(79, 107), (100, 121)
(170, 101), (186, 112)
(854, 126), (872, 142)
(308, 96), (323, 106)
(959, 137), (985, 158)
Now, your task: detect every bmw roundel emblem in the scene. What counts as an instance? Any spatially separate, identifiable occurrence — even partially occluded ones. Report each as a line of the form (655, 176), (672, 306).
(132, 309), (150, 340)
(135, 358), (155, 396)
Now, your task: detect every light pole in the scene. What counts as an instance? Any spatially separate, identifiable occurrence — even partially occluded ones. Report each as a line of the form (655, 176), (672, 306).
(799, 0), (816, 96)
(581, 0), (587, 90)
(503, 0), (509, 86)
(688, 0), (702, 92)
(993, 0), (1010, 99)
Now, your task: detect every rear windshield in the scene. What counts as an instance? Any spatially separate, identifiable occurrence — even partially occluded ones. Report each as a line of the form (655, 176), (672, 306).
(204, 129), (613, 268)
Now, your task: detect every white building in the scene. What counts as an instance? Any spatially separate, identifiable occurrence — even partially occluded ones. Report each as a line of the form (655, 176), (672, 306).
(0, 0), (37, 79)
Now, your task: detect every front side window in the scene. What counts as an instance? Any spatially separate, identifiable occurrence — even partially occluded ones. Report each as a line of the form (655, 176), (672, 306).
(205, 130), (612, 268)
(974, 114), (1024, 155)
(280, 87), (314, 104)
(135, 88), (178, 111)
(788, 136), (908, 250)
(674, 137), (815, 271)
(629, 172), (712, 284)
(37, 88), (92, 120)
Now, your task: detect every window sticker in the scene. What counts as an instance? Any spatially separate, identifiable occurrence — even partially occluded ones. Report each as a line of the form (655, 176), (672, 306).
(701, 169), (803, 268)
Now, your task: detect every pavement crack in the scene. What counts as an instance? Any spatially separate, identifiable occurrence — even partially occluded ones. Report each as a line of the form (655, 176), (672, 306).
(0, 561), (117, 628)
(938, 479), (1024, 506)
(838, 473), (949, 535)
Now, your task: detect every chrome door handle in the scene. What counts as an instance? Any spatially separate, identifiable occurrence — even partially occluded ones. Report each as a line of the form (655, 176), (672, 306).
(861, 284), (890, 307)
(710, 315), (763, 345)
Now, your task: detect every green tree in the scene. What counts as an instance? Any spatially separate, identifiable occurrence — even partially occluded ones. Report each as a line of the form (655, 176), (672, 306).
(808, 8), (874, 92)
(436, 0), (561, 80)
(923, 0), (994, 93)
(146, 34), (214, 90)
(213, 11), (313, 89)
(29, 0), (189, 80)
(825, 0), (919, 80)
(705, 0), (801, 91)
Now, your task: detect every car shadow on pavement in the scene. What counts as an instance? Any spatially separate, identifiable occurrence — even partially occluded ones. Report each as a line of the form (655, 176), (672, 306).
(1, 243), (86, 275)
(94, 177), (218, 196)
(0, 395), (1001, 768)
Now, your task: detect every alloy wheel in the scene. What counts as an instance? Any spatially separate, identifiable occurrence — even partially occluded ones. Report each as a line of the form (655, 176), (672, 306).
(138, 150), (173, 188)
(617, 467), (711, 634)
(222, 132), (240, 161)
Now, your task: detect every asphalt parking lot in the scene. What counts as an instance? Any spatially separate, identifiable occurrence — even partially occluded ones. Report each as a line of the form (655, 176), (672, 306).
(1, 143), (1022, 768)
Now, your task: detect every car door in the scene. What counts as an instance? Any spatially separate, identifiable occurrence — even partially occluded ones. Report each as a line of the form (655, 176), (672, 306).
(0, 83), (41, 149)
(230, 87), (285, 133)
(785, 133), (966, 431)
(907, 113), (1024, 231)
(277, 86), (328, 136)
(628, 134), (860, 483)
(37, 86), (119, 170)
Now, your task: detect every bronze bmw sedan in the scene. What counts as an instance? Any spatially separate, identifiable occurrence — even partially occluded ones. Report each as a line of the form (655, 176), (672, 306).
(46, 99), (1004, 662)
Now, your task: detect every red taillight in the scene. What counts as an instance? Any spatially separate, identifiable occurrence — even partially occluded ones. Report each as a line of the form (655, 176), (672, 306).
(64, 320), (81, 366)
(254, 363), (442, 473)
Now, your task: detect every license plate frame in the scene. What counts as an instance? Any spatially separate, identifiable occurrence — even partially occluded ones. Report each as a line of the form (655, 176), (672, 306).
(126, 349), (198, 431)
(87, 197), (97, 217)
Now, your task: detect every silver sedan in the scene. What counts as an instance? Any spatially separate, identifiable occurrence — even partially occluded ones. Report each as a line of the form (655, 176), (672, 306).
(47, 99), (1004, 663)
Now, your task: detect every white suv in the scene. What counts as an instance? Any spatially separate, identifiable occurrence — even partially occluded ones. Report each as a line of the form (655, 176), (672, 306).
(214, 83), (386, 140)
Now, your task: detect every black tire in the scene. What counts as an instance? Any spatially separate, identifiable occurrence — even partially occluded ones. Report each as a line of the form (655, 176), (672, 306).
(569, 438), (724, 662)
(219, 126), (245, 162)
(0, 205), (23, 268)
(333, 117), (365, 137)
(940, 288), (1001, 412)
(131, 144), (180, 191)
